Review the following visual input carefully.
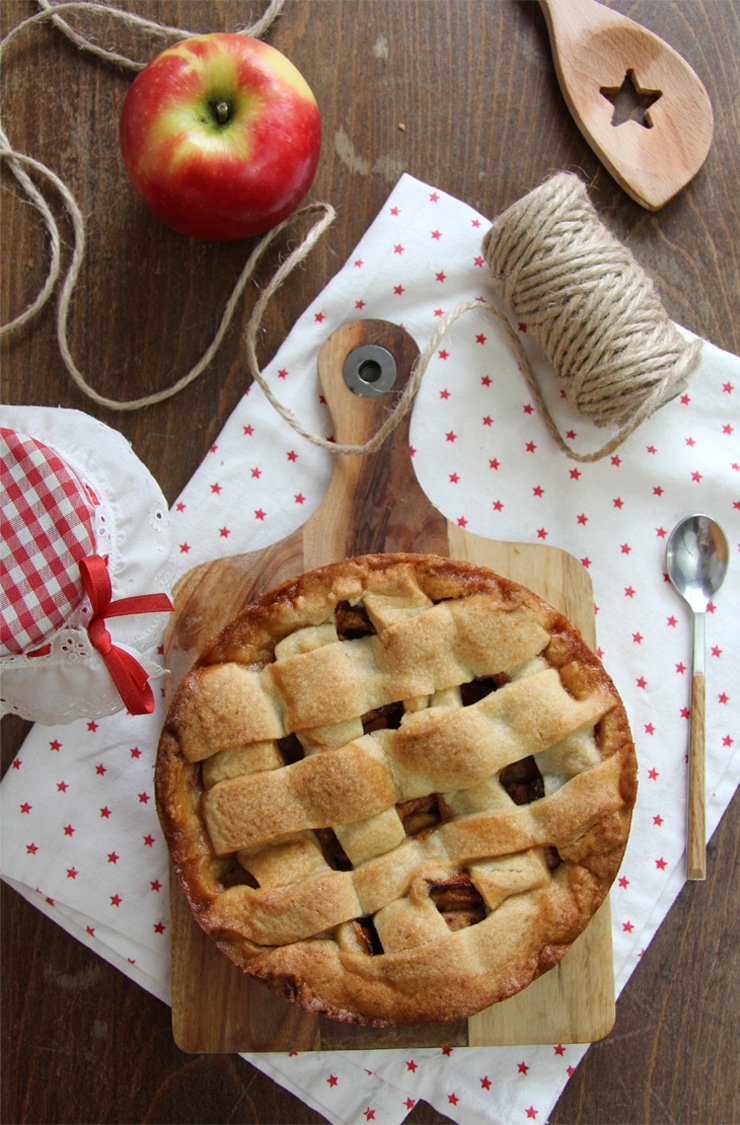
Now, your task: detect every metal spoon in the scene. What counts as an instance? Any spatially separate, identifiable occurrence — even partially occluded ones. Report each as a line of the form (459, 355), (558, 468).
(665, 514), (729, 880)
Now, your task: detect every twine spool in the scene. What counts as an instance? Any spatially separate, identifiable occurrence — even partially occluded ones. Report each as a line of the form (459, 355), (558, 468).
(482, 172), (702, 461)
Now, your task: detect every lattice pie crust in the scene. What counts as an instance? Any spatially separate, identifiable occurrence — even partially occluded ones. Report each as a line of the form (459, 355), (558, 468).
(156, 554), (636, 1027)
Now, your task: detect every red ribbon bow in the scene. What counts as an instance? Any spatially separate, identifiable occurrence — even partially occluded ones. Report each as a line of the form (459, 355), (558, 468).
(79, 555), (173, 716)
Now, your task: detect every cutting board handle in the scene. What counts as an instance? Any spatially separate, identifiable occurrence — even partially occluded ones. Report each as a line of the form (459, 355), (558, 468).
(303, 320), (450, 565)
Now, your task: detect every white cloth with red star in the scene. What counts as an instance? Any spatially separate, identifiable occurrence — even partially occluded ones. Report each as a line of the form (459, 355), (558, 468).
(2, 174), (738, 1125)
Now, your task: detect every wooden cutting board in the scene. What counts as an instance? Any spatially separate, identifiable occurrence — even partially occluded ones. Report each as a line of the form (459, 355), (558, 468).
(162, 319), (615, 1053)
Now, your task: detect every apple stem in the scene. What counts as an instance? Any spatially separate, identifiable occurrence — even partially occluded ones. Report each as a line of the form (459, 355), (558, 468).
(214, 101), (230, 125)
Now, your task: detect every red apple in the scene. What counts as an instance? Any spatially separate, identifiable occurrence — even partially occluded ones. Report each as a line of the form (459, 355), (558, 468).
(119, 33), (321, 241)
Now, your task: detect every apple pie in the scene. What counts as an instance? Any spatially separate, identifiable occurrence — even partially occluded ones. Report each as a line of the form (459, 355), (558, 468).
(156, 553), (636, 1026)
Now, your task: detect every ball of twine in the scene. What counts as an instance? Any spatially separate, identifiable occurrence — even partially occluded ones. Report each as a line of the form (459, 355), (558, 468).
(482, 172), (702, 461)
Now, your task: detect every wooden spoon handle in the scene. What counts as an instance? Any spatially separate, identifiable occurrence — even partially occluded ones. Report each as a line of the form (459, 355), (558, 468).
(687, 670), (706, 881)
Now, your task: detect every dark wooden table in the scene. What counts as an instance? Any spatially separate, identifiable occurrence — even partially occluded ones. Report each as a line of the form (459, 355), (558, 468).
(2, 2), (738, 1122)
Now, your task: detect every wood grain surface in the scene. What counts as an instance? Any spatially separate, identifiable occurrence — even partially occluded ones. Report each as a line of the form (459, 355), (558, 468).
(2, 2), (739, 1123)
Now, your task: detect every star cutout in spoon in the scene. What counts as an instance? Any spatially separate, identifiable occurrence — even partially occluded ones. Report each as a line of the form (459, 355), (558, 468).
(600, 68), (662, 127)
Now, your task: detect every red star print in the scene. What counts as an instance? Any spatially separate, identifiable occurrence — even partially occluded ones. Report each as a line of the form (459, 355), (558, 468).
(618, 876), (629, 888)
(457, 516), (468, 528)
(445, 431), (457, 442)
(175, 500), (186, 513)
(636, 675), (647, 688)
(255, 509), (266, 520)
(722, 734), (734, 747)
(243, 424), (254, 436)
(66, 867), (78, 879)
(151, 880), (162, 892)
(648, 768), (659, 780)
(622, 920), (634, 933)
(110, 894), (122, 907)
(130, 747), (142, 759)
(287, 450), (298, 462)
(393, 284), (404, 295)
(406, 1060), (417, 1071)
(153, 921), (166, 934)
(87, 721), (98, 732)
(49, 739), (62, 751)
(718, 692), (729, 704)
(26, 843), (38, 855)
(711, 645), (722, 658)
(314, 312), (325, 322)
(536, 528), (548, 539)
(143, 834), (155, 847)
(179, 542), (191, 554)
(363, 1110), (375, 1121)
(489, 457), (500, 470)
(438, 349), (449, 360)
(250, 467), (262, 479)
(434, 307), (444, 317)
(691, 470), (703, 482)
(653, 814), (664, 827)
(441, 1046), (453, 1055)
(525, 441), (536, 453)
(722, 423), (734, 434)
(644, 722), (655, 735)
(295, 493), (305, 505)
(581, 557), (591, 568)
(393, 244), (404, 254)
(653, 485), (664, 496)
(565, 429), (577, 440)
(404, 1098), (416, 1110)
(518, 323), (527, 333)
(570, 467), (582, 479)
(448, 1093), (459, 1105)
(86, 925), (95, 936)
(554, 1044), (566, 1055)
(355, 299), (365, 309)
(435, 271), (446, 282)
(100, 806), (111, 818)
(613, 497), (624, 508)
(431, 229), (442, 240)
(219, 527), (230, 538)
(667, 615), (678, 627)
(107, 852), (119, 864)
(611, 455), (622, 466)
(646, 445), (658, 454)
(481, 374), (492, 386)
(621, 543), (632, 554)
(680, 394), (691, 405)
(656, 857), (668, 870)
(409, 445), (416, 456)
(20, 802), (31, 814)
(327, 1075), (338, 1087)
(482, 415), (493, 426)
(625, 587), (636, 598)
(63, 824), (75, 836)
(685, 436), (696, 447)
(277, 369), (288, 380)
(449, 472), (460, 483)
(354, 257), (364, 267)
(11, 759), (21, 769)
(722, 381), (734, 393)
(492, 500), (504, 511)
(210, 483), (221, 494)
(532, 485), (544, 497)
(429, 192), (439, 202)
(481, 1076), (492, 1089)
(526, 1108), (538, 1120)
(518, 1062), (529, 1074)
(138, 792), (150, 804)
(475, 333), (486, 344)
(439, 388), (450, 399)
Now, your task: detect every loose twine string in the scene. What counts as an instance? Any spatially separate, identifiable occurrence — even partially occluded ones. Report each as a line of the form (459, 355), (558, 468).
(1, 5), (702, 460)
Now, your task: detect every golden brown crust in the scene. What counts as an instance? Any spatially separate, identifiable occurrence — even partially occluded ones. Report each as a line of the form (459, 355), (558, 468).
(155, 552), (637, 1026)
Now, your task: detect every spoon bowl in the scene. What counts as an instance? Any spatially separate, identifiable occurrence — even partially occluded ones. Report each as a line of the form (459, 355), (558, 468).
(665, 514), (729, 880)
(539, 0), (714, 210)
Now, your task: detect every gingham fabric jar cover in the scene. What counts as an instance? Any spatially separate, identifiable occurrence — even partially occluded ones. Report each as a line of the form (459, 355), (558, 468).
(1, 405), (175, 724)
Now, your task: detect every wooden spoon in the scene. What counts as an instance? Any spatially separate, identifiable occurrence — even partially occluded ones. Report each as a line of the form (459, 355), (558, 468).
(539, 0), (713, 209)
